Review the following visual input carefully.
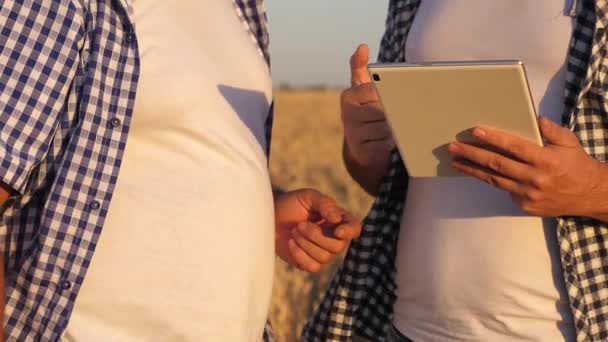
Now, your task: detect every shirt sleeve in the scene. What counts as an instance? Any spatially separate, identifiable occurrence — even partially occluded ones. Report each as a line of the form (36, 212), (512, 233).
(0, 0), (84, 193)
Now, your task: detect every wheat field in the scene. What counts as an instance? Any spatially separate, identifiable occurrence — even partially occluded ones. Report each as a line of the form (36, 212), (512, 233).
(268, 89), (374, 341)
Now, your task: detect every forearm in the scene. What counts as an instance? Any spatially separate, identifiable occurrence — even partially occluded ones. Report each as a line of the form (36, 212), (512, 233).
(342, 141), (389, 196)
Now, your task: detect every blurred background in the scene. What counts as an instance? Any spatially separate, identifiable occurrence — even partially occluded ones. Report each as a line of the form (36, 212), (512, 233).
(265, 1), (388, 340)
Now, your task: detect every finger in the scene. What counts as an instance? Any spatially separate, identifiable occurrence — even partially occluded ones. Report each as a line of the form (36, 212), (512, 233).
(346, 138), (395, 168)
(352, 120), (392, 143)
(448, 142), (534, 182)
(311, 195), (344, 224)
(469, 126), (543, 165)
(333, 213), (362, 240)
(292, 228), (335, 264)
(451, 159), (525, 195)
(297, 222), (347, 254)
(350, 43), (371, 86)
(360, 137), (395, 152)
(295, 190), (343, 223)
(342, 102), (385, 128)
(288, 239), (322, 273)
(341, 83), (379, 106)
(538, 116), (580, 147)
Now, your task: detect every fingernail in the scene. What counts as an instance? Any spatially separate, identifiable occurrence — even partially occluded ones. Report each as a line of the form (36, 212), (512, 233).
(473, 128), (486, 138)
(297, 222), (307, 231)
(448, 143), (461, 153)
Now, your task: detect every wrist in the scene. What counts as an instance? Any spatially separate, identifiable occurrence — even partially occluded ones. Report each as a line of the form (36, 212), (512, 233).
(343, 139), (389, 196)
(343, 138), (384, 171)
(581, 161), (608, 222)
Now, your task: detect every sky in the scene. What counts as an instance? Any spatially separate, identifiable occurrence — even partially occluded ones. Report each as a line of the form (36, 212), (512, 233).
(265, 0), (389, 88)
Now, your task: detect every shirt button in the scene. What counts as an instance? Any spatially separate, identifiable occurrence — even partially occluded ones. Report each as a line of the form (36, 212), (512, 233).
(60, 280), (72, 291)
(109, 117), (121, 128)
(89, 200), (101, 210)
(125, 33), (135, 43)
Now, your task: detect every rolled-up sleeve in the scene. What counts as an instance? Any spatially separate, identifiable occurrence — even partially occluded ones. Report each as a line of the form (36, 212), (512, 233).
(0, 0), (83, 193)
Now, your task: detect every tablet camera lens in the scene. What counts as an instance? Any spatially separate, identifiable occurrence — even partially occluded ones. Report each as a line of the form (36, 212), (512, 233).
(372, 74), (381, 81)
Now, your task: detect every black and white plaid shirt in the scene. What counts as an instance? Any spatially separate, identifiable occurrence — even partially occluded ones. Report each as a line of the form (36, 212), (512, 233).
(0, 0), (275, 340)
(303, 0), (608, 341)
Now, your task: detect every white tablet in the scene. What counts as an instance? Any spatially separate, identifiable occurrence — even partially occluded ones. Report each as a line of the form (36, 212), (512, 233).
(368, 61), (543, 177)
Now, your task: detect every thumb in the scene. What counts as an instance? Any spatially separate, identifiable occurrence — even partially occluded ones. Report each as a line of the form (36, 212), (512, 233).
(539, 116), (579, 147)
(350, 43), (371, 87)
(300, 189), (343, 224)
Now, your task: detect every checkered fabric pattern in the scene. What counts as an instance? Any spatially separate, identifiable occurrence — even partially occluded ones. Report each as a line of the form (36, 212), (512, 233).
(303, 0), (608, 341)
(1, 1), (140, 340)
(235, 0), (275, 158)
(0, 0), (273, 340)
(235, 0), (270, 65)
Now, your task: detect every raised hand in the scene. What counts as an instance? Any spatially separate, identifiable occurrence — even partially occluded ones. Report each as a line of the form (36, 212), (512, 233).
(341, 44), (395, 195)
(274, 189), (361, 273)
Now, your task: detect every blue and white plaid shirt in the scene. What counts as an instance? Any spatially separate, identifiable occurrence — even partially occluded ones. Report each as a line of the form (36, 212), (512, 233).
(304, 0), (608, 341)
(0, 0), (272, 340)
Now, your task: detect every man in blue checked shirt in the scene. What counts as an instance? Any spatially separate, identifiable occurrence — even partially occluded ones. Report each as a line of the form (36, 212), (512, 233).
(0, 1), (360, 341)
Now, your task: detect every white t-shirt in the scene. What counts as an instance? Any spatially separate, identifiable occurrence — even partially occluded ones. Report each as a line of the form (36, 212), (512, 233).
(64, 1), (274, 341)
(394, 1), (576, 341)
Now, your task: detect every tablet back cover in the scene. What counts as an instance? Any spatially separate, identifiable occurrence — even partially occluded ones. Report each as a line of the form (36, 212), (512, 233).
(368, 62), (542, 177)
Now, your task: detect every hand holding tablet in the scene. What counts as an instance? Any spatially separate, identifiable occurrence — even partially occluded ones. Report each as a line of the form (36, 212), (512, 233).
(368, 61), (543, 177)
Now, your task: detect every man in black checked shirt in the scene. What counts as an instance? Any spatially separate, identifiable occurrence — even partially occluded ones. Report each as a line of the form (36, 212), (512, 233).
(305, 1), (608, 341)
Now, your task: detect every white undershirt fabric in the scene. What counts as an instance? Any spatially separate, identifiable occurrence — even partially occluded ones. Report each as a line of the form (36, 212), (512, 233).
(394, 1), (577, 341)
(64, 1), (274, 341)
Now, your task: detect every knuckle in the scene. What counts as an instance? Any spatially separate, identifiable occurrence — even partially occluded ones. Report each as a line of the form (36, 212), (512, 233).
(524, 205), (541, 216)
(322, 195), (337, 206)
(544, 157), (561, 171)
(531, 175), (549, 189)
(487, 158), (502, 172)
(292, 230), (303, 242)
(298, 225), (313, 238)
(485, 175), (500, 187)
(514, 197), (533, 213)
(298, 226), (312, 238)
(520, 203), (533, 214)
(524, 189), (543, 202)
(305, 188), (321, 198)
(309, 227), (324, 241)
(360, 83), (376, 96)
